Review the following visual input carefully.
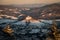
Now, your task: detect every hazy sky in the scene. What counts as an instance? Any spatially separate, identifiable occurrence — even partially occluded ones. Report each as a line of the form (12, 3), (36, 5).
(0, 0), (60, 5)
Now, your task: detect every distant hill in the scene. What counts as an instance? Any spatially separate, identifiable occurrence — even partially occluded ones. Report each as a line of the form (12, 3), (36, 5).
(13, 4), (46, 8)
(0, 3), (60, 20)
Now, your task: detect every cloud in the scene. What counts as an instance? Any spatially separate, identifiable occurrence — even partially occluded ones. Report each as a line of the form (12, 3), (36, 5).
(0, 0), (60, 5)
